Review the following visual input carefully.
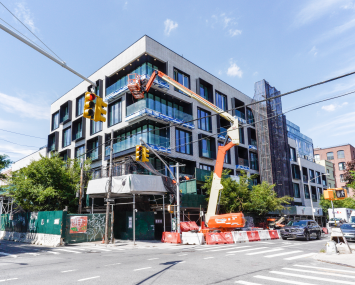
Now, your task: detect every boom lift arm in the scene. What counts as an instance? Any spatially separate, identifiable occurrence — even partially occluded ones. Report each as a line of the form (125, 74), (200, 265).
(128, 70), (245, 228)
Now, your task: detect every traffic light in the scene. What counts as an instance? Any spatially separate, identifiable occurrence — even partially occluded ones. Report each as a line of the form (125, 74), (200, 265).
(135, 145), (143, 161)
(94, 96), (108, 122)
(83, 92), (96, 119)
(142, 146), (150, 162)
(324, 188), (348, 201)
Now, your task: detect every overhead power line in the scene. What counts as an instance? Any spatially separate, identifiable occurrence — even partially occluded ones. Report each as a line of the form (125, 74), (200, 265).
(0, 138), (42, 148)
(0, 128), (47, 139)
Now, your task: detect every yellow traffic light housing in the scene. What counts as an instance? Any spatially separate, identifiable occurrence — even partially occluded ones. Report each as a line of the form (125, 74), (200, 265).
(94, 97), (108, 122)
(142, 147), (150, 162)
(135, 145), (143, 161)
(324, 188), (348, 201)
(83, 92), (96, 119)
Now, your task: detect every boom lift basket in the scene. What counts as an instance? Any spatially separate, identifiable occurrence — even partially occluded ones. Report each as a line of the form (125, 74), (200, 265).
(127, 73), (145, 99)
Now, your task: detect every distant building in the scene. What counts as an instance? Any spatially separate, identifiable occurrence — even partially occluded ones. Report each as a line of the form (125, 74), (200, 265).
(315, 160), (336, 189)
(314, 144), (355, 197)
(11, 146), (47, 172)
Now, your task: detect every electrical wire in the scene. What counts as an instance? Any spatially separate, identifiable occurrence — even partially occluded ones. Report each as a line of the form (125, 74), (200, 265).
(0, 138), (42, 148)
(0, 128), (47, 139)
(0, 2), (64, 62)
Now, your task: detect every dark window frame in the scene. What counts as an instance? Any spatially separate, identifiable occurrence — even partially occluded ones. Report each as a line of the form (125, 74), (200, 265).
(198, 133), (216, 159)
(76, 94), (85, 117)
(215, 90), (227, 111)
(62, 126), (71, 148)
(59, 100), (72, 124)
(197, 107), (212, 133)
(293, 183), (300, 198)
(173, 67), (190, 92)
(175, 128), (193, 155)
(51, 111), (59, 131)
(108, 99), (122, 127)
(75, 144), (85, 159)
(86, 135), (102, 162)
(72, 116), (86, 142)
(91, 120), (103, 136)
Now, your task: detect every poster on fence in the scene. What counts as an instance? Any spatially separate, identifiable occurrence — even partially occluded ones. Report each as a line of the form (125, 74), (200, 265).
(70, 216), (88, 233)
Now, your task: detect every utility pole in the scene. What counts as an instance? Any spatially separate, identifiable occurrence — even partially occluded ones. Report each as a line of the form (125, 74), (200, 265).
(78, 158), (84, 214)
(133, 194), (136, 246)
(105, 130), (114, 244)
(170, 162), (185, 234)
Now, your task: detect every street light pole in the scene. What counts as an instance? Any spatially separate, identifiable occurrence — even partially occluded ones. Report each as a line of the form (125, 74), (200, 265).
(105, 130), (114, 244)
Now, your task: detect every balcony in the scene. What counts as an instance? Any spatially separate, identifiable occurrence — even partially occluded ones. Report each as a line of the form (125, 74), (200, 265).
(249, 139), (257, 151)
(105, 134), (170, 156)
(236, 158), (249, 170)
(126, 99), (194, 129)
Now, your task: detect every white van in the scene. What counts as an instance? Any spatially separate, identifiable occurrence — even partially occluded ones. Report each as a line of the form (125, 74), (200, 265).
(350, 211), (355, 223)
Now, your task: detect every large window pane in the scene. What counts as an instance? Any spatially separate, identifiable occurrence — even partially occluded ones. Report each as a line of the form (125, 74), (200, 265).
(77, 96), (84, 116)
(109, 100), (122, 126)
(293, 183), (300, 198)
(52, 112), (59, 130)
(327, 152), (334, 160)
(337, 150), (345, 159)
(63, 128), (71, 147)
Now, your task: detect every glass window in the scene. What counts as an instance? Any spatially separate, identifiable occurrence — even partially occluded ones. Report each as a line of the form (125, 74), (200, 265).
(176, 129), (192, 155)
(74, 121), (82, 140)
(314, 154), (320, 161)
(246, 108), (254, 125)
(309, 169), (315, 182)
(91, 121), (102, 135)
(216, 91), (227, 111)
(317, 187), (322, 200)
(311, 186), (317, 201)
(218, 142), (231, 163)
(340, 174), (345, 182)
(60, 104), (69, 123)
(200, 83), (208, 100)
(49, 135), (56, 151)
(200, 164), (213, 171)
(339, 162), (346, 171)
(201, 138), (211, 158)
(76, 95), (84, 116)
(250, 152), (258, 170)
(75, 145), (85, 158)
(293, 183), (300, 198)
(63, 128), (71, 147)
(291, 164), (301, 179)
(290, 147), (296, 162)
(239, 127), (245, 144)
(173, 69), (190, 92)
(198, 108), (212, 132)
(109, 100), (122, 127)
(316, 171), (321, 184)
(304, 185), (310, 199)
(327, 152), (334, 160)
(52, 112), (59, 130)
(337, 150), (345, 159)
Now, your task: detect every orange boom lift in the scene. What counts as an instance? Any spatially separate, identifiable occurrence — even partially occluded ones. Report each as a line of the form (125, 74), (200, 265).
(128, 70), (245, 231)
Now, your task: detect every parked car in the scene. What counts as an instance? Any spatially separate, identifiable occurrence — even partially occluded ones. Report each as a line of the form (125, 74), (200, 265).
(340, 223), (355, 242)
(328, 218), (344, 228)
(280, 220), (322, 241)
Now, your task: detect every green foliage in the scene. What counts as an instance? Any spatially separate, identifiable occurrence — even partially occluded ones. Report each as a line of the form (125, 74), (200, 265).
(319, 195), (355, 216)
(345, 170), (355, 191)
(9, 153), (91, 212)
(202, 170), (293, 215)
(0, 154), (12, 180)
(243, 182), (293, 216)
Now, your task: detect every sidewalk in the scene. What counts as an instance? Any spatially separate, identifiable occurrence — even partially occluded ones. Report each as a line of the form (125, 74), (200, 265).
(313, 243), (355, 268)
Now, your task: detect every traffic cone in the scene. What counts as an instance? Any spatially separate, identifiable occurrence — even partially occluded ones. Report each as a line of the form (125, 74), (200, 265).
(101, 236), (105, 244)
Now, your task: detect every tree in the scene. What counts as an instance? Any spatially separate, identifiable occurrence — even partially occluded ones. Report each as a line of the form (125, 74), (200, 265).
(0, 154), (12, 180)
(10, 153), (91, 212)
(344, 160), (355, 185)
(202, 170), (250, 213)
(243, 181), (293, 216)
(320, 195), (355, 216)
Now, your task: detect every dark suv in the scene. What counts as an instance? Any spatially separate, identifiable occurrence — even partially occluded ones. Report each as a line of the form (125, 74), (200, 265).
(280, 220), (322, 241)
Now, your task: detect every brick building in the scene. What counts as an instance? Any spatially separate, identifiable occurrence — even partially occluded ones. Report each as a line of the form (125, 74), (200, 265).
(314, 144), (355, 197)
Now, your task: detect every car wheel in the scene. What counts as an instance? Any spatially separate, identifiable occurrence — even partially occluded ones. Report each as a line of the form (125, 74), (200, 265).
(282, 237), (287, 240)
(316, 231), (321, 240)
(305, 232), (310, 241)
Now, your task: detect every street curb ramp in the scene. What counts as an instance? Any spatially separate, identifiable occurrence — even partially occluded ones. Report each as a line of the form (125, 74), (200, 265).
(161, 232), (181, 244)
(232, 231), (249, 243)
(181, 232), (204, 245)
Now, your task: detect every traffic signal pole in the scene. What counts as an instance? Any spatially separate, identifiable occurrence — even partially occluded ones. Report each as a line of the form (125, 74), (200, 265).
(0, 23), (97, 88)
(105, 129), (114, 244)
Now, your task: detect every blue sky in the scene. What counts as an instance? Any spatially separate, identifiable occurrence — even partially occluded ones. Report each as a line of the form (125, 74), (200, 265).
(1, 0), (355, 163)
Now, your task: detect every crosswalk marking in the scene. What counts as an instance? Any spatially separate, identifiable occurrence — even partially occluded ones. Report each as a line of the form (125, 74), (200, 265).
(235, 281), (261, 284)
(0, 278), (19, 283)
(254, 275), (315, 285)
(264, 250), (303, 258)
(196, 244), (239, 251)
(148, 258), (159, 260)
(208, 246), (251, 252)
(204, 257), (214, 259)
(283, 267), (355, 279)
(270, 270), (354, 284)
(246, 248), (284, 255)
(283, 253), (315, 260)
(294, 264), (355, 274)
(0, 252), (17, 258)
(75, 247), (111, 252)
(46, 251), (60, 255)
(78, 276), (100, 282)
(54, 249), (81, 254)
(227, 247), (268, 254)
(134, 267), (151, 271)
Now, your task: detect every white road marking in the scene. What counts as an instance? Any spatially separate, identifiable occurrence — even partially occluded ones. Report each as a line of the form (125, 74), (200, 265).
(254, 275), (315, 285)
(283, 267), (355, 279)
(227, 247), (268, 254)
(61, 270), (77, 273)
(178, 254), (188, 256)
(208, 246), (251, 252)
(46, 251), (60, 255)
(294, 264), (355, 274)
(78, 276), (100, 282)
(134, 267), (151, 271)
(256, 242), (274, 244)
(203, 257), (214, 259)
(283, 253), (315, 260)
(246, 248), (284, 255)
(54, 249), (81, 254)
(76, 247), (112, 252)
(104, 263), (121, 266)
(235, 281), (262, 284)
(270, 271), (354, 284)
(0, 278), (18, 283)
(147, 258), (159, 260)
(175, 261), (186, 264)
(264, 250), (303, 258)
(195, 244), (239, 250)
(0, 252), (17, 258)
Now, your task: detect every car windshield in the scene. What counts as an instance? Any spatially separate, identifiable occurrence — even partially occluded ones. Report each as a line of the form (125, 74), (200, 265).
(341, 224), (355, 230)
(330, 218), (342, 221)
(287, 221), (307, 227)
(351, 217), (355, 223)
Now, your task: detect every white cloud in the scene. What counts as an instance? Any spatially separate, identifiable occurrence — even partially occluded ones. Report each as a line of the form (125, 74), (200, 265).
(321, 102), (348, 111)
(294, 0), (347, 26)
(123, 1), (128, 9)
(229, 29), (242, 37)
(164, 19), (178, 36)
(14, 2), (37, 32)
(253, 71), (259, 76)
(309, 46), (318, 56)
(227, 59), (243, 78)
(0, 92), (50, 120)
(0, 144), (37, 157)
(316, 18), (355, 44)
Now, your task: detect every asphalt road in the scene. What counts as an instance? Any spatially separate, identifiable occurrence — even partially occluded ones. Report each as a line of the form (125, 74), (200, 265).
(0, 237), (354, 285)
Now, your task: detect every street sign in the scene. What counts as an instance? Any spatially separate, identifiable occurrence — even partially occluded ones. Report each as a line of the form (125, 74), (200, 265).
(104, 198), (115, 202)
(335, 189), (346, 199)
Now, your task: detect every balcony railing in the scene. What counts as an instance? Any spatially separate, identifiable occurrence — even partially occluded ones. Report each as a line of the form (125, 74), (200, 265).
(105, 134), (170, 156)
(250, 139), (257, 147)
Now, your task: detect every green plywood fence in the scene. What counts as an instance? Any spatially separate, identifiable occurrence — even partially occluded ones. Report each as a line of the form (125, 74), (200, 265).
(0, 211), (63, 235)
(114, 211), (154, 240)
(63, 214), (110, 244)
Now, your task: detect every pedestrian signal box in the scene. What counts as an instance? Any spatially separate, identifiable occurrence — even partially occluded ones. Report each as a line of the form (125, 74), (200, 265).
(324, 188), (348, 201)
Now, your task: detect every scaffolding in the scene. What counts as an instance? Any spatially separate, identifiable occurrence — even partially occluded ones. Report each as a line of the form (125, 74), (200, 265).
(252, 80), (293, 197)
